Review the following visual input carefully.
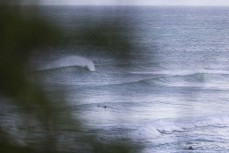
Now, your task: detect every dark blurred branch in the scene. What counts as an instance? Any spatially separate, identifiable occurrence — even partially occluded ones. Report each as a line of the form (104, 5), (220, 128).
(0, 1), (141, 153)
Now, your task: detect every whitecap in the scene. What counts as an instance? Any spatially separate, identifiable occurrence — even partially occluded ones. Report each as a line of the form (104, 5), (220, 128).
(38, 55), (95, 71)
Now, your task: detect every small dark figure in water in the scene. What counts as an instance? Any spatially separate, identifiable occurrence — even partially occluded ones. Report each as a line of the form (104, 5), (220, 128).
(187, 146), (194, 150)
(97, 105), (107, 108)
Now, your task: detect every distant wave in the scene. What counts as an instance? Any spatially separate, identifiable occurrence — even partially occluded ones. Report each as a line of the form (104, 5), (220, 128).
(38, 55), (95, 71)
(130, 69), (229, 76)
(128, 70), (229, 89)
(38, 66), (229, 89)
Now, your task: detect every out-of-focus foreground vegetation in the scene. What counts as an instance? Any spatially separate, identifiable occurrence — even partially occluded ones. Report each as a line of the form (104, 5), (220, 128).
(0, 0), (140, 153)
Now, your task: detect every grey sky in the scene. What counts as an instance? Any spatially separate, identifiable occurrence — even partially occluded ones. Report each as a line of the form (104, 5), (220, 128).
(40, 0), (229, 6)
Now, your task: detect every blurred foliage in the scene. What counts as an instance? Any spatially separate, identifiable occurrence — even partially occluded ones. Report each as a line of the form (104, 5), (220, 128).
(0, 0), (141, 153)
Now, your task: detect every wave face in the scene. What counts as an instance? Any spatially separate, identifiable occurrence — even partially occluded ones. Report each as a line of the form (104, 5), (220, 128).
(38, 55), (95, 71)
(31, 6), (229, 153)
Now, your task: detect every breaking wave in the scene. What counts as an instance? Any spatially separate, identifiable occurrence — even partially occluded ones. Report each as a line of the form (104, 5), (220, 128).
(37, 55), (95, 71)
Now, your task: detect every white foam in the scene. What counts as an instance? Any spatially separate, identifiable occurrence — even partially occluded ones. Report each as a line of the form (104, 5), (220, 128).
(132, 126), (161, 140)
(39, 55), (95, 71)
(129, 115), (229, 142)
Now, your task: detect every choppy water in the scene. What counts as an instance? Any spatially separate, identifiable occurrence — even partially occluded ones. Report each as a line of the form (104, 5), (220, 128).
(34, 6), (229, 152)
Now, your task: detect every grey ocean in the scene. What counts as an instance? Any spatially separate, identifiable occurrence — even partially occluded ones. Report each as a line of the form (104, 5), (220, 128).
(35, 6), (229, 152)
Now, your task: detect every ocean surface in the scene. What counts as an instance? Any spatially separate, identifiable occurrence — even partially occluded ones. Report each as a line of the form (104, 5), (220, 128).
(32, 6), (229, 152)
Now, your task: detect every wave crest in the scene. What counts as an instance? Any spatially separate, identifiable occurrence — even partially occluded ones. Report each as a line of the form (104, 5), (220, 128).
(38, 55), (95, 71)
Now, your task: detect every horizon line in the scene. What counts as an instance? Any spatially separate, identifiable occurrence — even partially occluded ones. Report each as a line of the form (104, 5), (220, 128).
(10, 4), (229, 7)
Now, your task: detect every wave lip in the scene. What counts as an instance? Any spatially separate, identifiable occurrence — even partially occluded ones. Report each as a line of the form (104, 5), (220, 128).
(38, 55), (95, 71)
